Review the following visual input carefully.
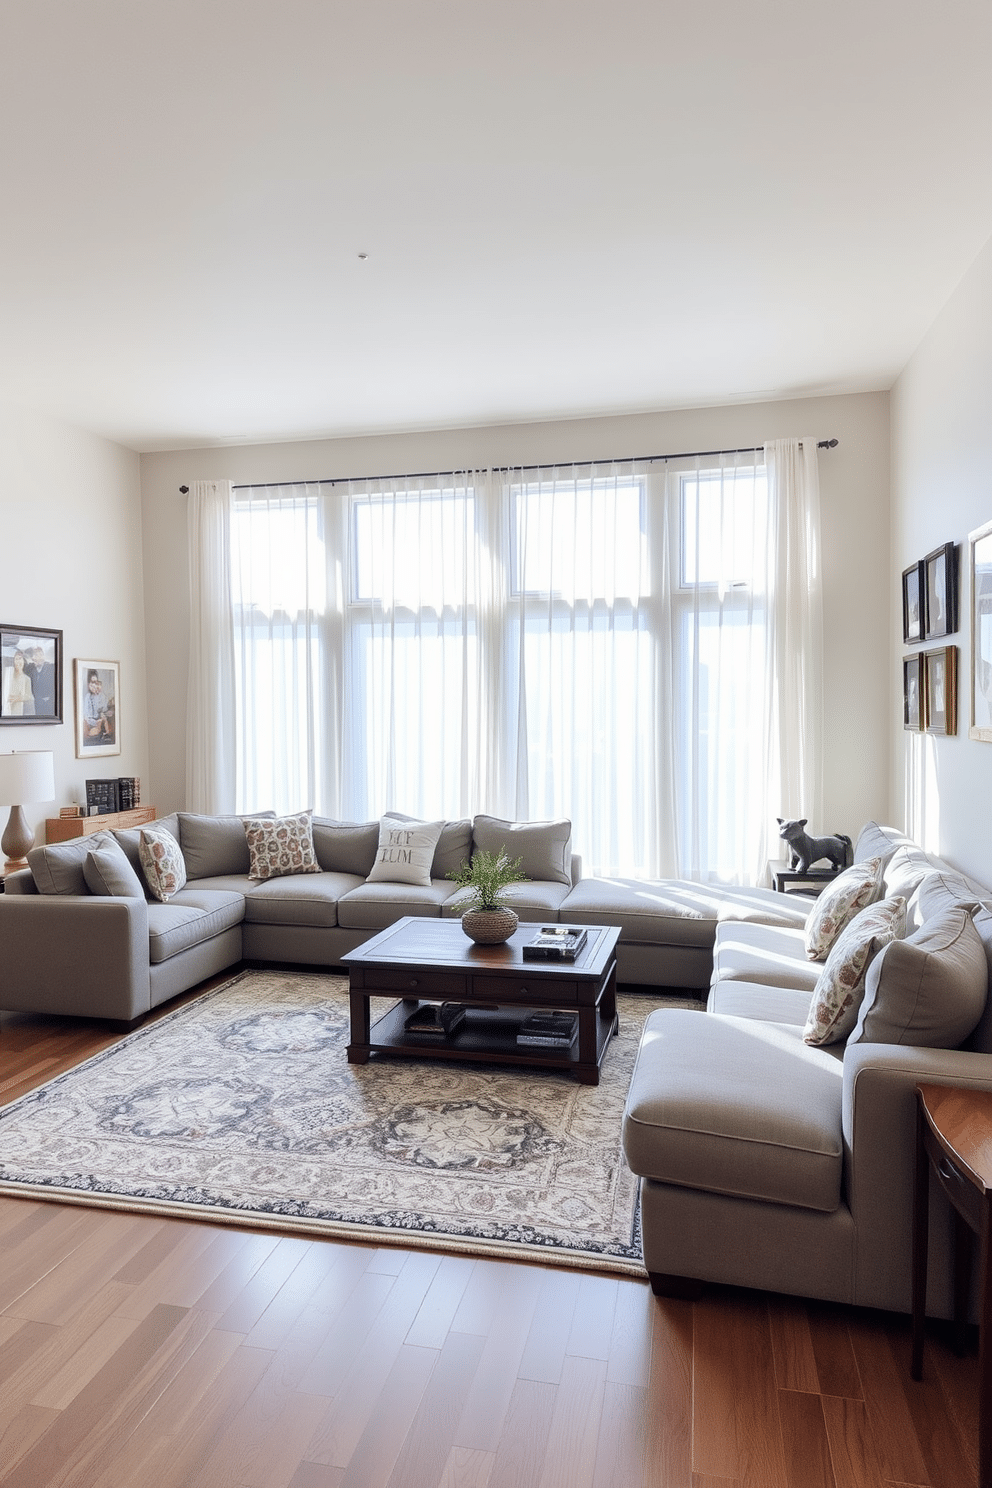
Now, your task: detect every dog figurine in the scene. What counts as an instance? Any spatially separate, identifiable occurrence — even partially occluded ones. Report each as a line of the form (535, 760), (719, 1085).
(776, 818), (852, 874)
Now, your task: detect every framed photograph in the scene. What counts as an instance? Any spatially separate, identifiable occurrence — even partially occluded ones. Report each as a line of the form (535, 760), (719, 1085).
(922, 645), (958, 736)
(74, 659), (120, 757)
(970, 520), (992, 741)
(923, 542), (959, 639)
(0, 625), (63, 724)
(902, 561), (924, 643)
(903, 654), (923, 731)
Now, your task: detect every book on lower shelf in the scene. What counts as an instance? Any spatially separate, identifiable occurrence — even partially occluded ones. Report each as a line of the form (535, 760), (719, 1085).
(404, 1002), (467, 1039)
(516, 1009), (578, 1048)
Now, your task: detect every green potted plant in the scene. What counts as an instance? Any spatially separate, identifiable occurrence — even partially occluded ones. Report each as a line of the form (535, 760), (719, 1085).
(447, 848), (527, 943)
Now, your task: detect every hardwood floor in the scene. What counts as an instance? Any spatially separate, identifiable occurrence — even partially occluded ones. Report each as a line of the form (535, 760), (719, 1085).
(0, 992), (981, 1487)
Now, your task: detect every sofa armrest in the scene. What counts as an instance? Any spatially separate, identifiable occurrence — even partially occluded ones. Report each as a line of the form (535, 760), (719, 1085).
(570, 853), (582, 886)
(0, 893), (151, 1022)
(842, 1041), (992, 1310)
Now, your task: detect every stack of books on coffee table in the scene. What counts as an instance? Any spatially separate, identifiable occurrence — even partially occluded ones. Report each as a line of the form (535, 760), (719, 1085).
(516, 1010), (579, 1048)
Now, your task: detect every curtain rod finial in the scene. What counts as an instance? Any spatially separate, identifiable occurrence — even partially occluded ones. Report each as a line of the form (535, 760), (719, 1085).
(817, 439), (838, 449)
(180, 485), (189, 494)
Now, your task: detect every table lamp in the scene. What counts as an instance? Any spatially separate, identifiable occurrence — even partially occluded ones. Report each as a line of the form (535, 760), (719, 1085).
(0, 750), (56, 874)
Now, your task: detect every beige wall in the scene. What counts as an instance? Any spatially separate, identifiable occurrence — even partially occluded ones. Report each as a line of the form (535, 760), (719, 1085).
(140, 391), (891, 840)
(0, 403), (146, 848)
(891, 234), (992, 880)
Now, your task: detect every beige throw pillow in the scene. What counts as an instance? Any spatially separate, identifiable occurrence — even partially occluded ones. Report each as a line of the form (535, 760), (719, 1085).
(366, 815), (445, 887)
(804, 857), (883, 961)
(851, 907), (988, 1048)
(803, 895), (907, 1046)
(243, 811), (321, 882)
(83, 838), (146, 898)
(138, 827), (187, 902)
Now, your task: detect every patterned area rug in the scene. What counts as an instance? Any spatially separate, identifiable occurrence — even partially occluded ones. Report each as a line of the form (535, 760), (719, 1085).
(0, 970), (698, 1276)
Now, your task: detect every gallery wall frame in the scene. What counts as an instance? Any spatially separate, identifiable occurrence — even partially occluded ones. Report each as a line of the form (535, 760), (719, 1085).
(0, 625), (63, 724)
(74, 659), (121, 758)
(923, 542), (959, 640)
(969, 519), (992, 741)
(903, 654), (923, 731)
(922, 645), (958, 736)
(902, 562), (924, 644)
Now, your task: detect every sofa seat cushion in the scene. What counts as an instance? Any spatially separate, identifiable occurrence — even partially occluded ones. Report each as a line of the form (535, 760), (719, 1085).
(711, 923), (820, 990)
(146, 889), (245, 964)
(706, 980), (813, 1026)
(243, 871), (363, 929)
(443, 879), (572, 920)
(560, 877), (807, 948)
(622, 1009), (844, 1213)
(336, 880), (460, 931)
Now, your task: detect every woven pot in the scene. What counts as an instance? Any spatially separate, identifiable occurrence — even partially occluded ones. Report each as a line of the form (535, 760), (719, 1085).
(461, 907), (519, 944)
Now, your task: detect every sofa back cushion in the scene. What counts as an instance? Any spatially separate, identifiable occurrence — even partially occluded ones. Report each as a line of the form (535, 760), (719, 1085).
(853, 822), (914, 870)
(472, 814), (572, 886)
(29, 831), (115, 895)
(312, 818), (380, 876)
(177, 813), (267, 879)
(851, 905), (987, 1048)
(883, 843), (941, 914)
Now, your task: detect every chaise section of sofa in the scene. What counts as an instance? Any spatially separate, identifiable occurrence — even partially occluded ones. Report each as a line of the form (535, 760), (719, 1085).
(622, 821), (992, 1319)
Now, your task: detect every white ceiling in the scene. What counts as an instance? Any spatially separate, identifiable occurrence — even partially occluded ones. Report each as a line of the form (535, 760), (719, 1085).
(2, 0), (991, 453)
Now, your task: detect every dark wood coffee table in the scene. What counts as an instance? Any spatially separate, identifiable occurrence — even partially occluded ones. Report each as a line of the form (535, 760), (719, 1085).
(342, 916), (621, 1085)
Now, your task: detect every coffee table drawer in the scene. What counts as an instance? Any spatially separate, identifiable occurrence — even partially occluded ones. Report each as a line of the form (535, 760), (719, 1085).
(363, 968), (467, 999)
(472, 974), (579, 1003)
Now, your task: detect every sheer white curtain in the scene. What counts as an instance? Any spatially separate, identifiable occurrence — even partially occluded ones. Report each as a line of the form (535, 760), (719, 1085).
(496, 461), (660, 875)
(229, 483), (335, 816)
(658, 440), (822, 883)
(186, 480), (236, 813)
(192, 443), (822, 881)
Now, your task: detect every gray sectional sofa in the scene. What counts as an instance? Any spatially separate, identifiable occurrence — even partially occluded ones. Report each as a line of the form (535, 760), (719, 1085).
(622, 821), (992, 1319)
(0, 808), (810, 1022)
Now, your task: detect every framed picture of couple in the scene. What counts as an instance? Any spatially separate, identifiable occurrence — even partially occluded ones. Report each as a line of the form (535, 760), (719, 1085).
(74, 659), (121, 757)
(0, 625), (63, 724)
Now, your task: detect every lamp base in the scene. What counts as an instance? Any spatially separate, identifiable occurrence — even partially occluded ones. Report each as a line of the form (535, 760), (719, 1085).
(1, 804), (35, 874)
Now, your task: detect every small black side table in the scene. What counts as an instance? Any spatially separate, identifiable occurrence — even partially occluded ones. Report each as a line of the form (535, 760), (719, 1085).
(912, 1082), (992, 1487)
(770, 866), (840, 897)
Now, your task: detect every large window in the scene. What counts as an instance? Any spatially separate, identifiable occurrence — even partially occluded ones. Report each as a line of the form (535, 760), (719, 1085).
(223, 445), (818, 883)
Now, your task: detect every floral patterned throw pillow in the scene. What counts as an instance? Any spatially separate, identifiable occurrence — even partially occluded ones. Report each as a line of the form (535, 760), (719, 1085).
(243, 811), (321, 882)
(803, 895), (907, 1046)
(138, 827), (187, 903)
(804, 857), (884, 961)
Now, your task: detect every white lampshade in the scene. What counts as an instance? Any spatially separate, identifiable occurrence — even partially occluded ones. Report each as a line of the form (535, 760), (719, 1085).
(0, 750), (56, 806)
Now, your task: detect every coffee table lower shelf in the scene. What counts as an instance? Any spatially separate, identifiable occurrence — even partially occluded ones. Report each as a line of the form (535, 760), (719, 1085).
(349, 998), (618, 1081)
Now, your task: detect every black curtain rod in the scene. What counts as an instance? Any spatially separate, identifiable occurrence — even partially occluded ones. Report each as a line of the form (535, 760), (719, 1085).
(179, 438), (838, 494)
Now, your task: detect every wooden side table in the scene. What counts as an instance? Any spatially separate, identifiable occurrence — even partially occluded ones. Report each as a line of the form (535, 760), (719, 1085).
(912, 1082), (992, 1486)
(45, 807), (156, 842)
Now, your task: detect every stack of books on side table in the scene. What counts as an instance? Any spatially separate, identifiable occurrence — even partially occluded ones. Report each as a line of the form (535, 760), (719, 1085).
(404, 1003), (467, 1039)
(516, 1010), (579, 1048)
